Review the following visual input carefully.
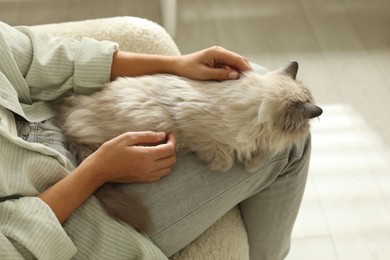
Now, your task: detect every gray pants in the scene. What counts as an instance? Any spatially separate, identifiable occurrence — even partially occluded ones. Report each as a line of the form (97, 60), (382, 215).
(131, 135), (310, 259)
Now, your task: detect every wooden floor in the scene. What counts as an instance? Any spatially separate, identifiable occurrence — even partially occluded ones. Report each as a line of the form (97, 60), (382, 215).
(1, 0), (390, 259)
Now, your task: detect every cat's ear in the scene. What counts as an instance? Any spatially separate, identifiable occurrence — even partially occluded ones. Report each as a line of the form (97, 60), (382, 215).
(280, 61), (298, 79)
(303, 103), (323, 119)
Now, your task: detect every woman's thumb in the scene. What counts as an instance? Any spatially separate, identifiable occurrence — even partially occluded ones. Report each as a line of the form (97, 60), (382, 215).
(123, 131), (167, 146)
(205, 67), (240, 81)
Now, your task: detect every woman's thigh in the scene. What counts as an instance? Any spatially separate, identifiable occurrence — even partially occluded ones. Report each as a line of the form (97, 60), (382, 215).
(123, 138), (305, 257)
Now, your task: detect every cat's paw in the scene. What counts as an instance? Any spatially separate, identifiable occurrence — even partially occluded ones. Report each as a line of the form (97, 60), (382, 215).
(208, 158), (234, 172)
(244, 161), (262, 173)
(243, 149), (268, 173)
(199, 148), (234, 172)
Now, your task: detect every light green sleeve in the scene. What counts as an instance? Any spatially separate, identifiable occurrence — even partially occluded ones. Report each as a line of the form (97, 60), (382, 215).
(0, 21), (117, 259)
(0, 21), (118, 121)
(0, 128), (77, 259)
(0, 198), (77, 260)
(17, 25), (119, 99)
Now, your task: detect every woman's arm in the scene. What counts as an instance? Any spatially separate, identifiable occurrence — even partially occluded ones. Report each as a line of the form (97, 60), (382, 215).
(110, 46), (253, 81)
(39, 132), (176, 224)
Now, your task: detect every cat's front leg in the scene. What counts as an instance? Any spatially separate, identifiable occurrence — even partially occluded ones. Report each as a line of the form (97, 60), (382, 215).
(196, 143), (234, 172)
(243, 148), (269, 173)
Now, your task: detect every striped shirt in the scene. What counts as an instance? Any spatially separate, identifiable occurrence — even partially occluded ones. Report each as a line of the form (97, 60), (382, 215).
(0, 21), (167, 259)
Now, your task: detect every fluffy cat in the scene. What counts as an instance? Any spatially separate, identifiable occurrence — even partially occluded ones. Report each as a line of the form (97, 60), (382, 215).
(56, 61), (322, 232)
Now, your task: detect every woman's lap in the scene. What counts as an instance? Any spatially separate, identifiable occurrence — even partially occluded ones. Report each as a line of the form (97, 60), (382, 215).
(124, 136), (311, 257)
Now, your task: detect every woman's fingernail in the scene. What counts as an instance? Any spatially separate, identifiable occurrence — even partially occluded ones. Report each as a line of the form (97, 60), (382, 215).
(157, 132), (166, 139)
(228, 71), (239, 79)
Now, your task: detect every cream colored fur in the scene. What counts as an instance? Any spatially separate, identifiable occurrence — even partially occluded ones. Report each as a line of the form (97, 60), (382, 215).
(58, 63), (321, 173)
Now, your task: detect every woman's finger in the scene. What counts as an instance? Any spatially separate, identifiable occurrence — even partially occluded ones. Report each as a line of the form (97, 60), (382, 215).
(116, 165), (173, 183)
(208, 46), (253, 72)
(143, 133), (177, 160)
(119, 131), (167, 146)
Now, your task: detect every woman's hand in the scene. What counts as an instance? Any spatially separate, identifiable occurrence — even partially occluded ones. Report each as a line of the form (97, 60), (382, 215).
(173, 46), (253, 81)
(38, 131), (176, 224)
(82, 131), (177, 185)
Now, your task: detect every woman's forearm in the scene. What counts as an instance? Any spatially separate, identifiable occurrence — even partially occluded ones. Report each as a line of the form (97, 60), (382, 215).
(110, 51), (179, 80)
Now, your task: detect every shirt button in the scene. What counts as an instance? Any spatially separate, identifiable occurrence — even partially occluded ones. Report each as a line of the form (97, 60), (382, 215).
(20, 125), (31, 135)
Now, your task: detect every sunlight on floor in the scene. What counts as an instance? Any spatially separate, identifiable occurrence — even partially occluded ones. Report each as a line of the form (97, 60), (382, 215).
(287, 103), (390, 260)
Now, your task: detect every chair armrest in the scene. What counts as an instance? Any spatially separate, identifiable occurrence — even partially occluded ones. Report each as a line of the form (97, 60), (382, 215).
(32, 16), (181, 56)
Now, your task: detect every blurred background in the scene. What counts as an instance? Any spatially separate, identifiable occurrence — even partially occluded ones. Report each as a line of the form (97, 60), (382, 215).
(1, 0), (389, 259)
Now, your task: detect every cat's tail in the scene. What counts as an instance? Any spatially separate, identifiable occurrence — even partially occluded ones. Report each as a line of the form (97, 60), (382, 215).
(94, 183), (151, 233)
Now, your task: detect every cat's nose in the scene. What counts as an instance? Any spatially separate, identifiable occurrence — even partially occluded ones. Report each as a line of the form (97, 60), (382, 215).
(309, 105), (323, 119)
(304, 103), (323, 119)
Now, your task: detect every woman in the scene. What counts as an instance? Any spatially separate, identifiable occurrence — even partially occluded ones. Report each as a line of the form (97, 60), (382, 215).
(0, 20), (310, 259)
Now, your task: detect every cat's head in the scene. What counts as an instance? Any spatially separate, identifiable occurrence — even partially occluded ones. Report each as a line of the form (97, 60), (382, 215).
(257, 62), (322, 152)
